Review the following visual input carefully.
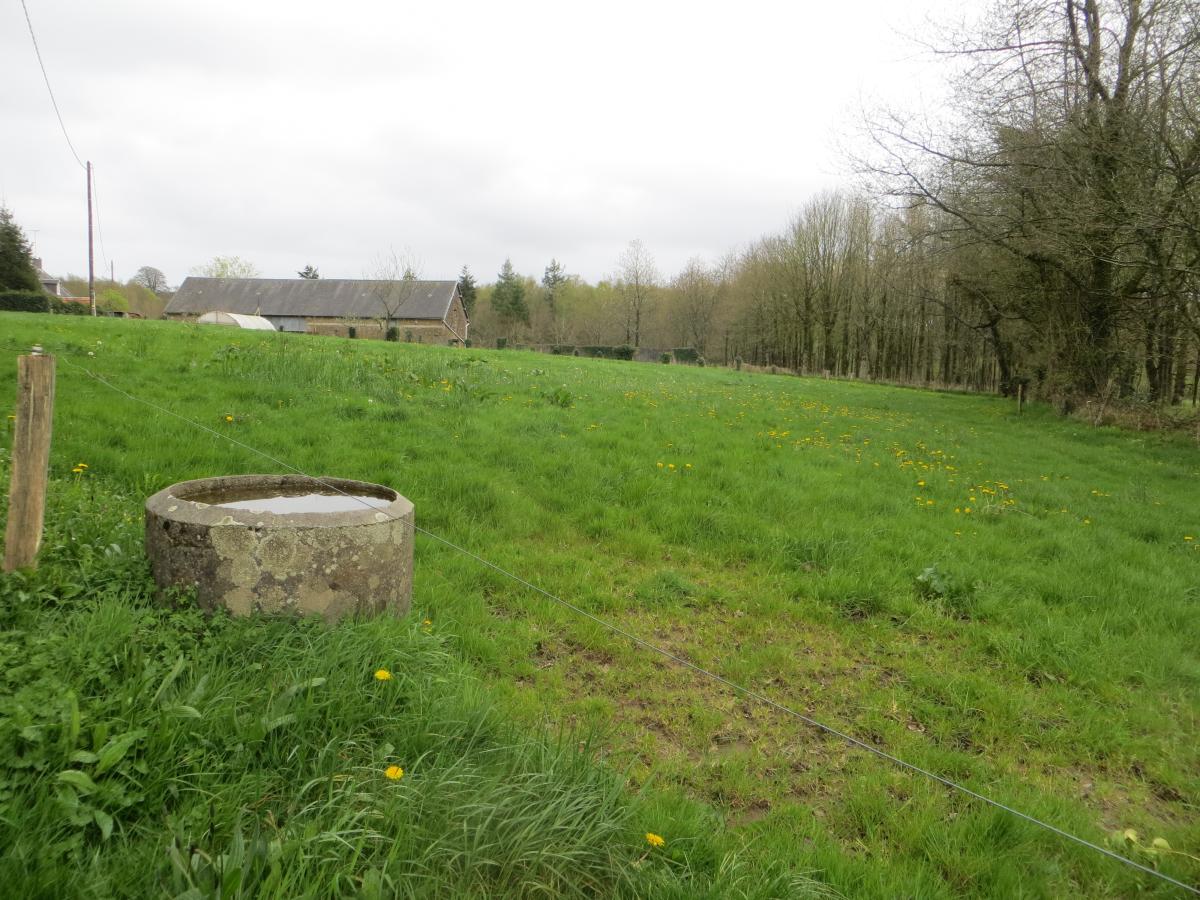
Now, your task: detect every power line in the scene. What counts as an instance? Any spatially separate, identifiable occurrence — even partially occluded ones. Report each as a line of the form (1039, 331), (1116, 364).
(4, 341), (1198, 897)
(19, 0), (86, 171)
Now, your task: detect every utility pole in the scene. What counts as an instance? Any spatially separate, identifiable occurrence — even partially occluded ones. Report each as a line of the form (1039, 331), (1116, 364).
(87, 161), (96, 316)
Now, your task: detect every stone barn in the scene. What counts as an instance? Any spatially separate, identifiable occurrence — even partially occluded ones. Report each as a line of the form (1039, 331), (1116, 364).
(164, 277), (469, 344)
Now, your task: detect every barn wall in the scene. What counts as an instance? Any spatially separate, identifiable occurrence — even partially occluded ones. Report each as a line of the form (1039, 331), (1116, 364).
(304, 317), (461, 343)
(166, 312), (464, 344)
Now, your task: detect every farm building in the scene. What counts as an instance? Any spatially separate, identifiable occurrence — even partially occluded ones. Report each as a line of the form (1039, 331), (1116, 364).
(164, 277), (470, 344)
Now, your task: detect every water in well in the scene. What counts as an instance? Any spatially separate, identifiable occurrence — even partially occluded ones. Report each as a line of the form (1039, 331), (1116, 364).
(188, 487), (391, 515)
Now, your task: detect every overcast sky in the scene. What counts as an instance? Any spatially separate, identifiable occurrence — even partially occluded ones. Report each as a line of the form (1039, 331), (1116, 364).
(1, 0), (964, 286)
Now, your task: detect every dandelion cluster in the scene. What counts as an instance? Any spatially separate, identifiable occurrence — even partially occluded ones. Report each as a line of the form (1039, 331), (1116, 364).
(655, 461), (693, 474)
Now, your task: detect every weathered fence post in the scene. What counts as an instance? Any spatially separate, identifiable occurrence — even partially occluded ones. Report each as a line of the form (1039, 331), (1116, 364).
(4, 347), (56, 572)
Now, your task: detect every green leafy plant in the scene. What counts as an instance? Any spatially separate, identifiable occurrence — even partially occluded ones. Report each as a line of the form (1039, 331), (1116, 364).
(1107, 829), (1198, 868)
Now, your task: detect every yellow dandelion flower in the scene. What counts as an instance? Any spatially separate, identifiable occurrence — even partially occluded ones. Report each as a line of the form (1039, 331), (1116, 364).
(423, 618), (432, 626)
(374, 668), (393, 681)
(385, 765), (404, 781)
(668, 463), (676, 470)
(225, 415), (234, 423)
(77, 463), (88, 468)
(72, 467), (83, 474)
(645, 832), (665, 848)
(917, 480), (926, 487)
(656, 462), (664, 468)
(1184, 536), (1194, 542)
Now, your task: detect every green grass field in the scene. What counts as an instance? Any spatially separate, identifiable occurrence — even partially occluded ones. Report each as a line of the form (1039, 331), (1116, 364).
(1, 313), (1197, 898)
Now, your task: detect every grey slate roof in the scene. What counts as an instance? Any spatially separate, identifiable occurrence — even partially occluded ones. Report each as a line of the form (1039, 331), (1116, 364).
(165, 278), (460, 321)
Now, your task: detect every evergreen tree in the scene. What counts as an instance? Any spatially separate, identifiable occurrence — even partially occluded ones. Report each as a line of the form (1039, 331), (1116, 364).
(457, 265), (478, 315)
(298, 265), (320, 279)
(491, 258), (528, 326)
(0, 207), (43, 293)
(542, 258), (567, 313)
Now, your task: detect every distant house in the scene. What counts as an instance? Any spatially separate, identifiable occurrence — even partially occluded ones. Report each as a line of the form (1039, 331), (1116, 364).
(32, 258), (62, 296)
(164, 277), (469, 344)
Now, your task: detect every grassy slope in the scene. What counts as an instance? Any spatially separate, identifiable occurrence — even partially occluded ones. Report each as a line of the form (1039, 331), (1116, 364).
(1, 314), (1197, 897)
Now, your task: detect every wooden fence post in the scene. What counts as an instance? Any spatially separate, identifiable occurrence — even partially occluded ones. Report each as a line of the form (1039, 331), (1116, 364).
(4, 349), (56, 572)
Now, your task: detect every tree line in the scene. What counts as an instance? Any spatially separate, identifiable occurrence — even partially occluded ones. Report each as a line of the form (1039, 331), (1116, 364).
(466, 0), (1198, 409)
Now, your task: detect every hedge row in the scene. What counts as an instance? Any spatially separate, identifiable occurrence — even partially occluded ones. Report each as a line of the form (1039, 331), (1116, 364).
(0, 292), (95, 315)
(0, 291), (50, 313)
(578, 345), (634, 360)
(52, 298), (90, 315)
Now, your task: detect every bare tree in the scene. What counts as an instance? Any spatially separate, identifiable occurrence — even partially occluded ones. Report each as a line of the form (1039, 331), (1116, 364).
(862, 0), (1200, 402)
(369, 249), (422, 337)
(191, 256), (259, 278)
(671, 257), (725, 355)
(132, 265), (167, 293)
(616, 239), (658, 347)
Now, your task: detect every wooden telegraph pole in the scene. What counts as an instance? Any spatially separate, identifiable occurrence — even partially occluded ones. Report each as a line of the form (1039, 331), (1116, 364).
(87, 161), (96, 316)
(4, 348), (56, 572)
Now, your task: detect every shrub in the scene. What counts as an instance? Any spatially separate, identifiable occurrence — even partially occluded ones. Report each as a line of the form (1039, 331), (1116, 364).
(386, 326), (400, 342)
(404, 330), (413, 343)
(51, 298), (89, 316)
(551, 345), (575, 355)
(672, 347), (700, 364)
(660, 353), (671, 364)
(98, 289), (129, 313)
(496, 337), (508, 350)
(579, 345), (634, 360)
(0, 290), (50, 313)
